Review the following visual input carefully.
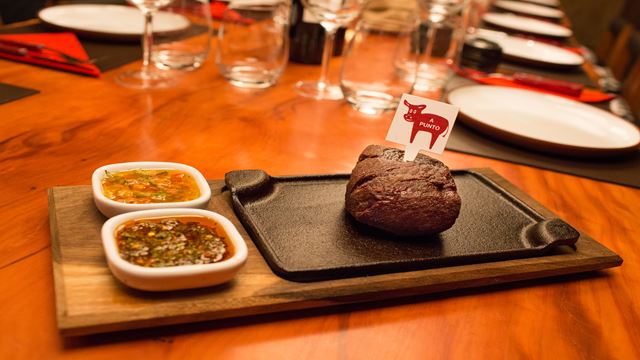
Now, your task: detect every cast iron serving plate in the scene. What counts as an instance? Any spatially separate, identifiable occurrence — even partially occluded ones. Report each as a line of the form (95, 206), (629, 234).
(225, 170), (579, 282)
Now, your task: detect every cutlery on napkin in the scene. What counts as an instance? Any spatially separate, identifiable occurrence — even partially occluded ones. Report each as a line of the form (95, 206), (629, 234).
(455, 66), (615, 103)
(0, 33), (100, 77)
(0, 38), (93, 64)
(511, 72), (583, 97)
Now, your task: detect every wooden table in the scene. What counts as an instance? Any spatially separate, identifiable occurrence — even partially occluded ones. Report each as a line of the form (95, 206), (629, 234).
(1, 30), (639, 359)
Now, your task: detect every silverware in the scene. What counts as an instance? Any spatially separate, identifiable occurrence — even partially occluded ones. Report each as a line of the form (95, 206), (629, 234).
(609, 96), (637, 124)
(455, 66), (588, 97)
(592, 65), (621, 93)
(0, 38), (94, 64)
(0, 43), (92, 68)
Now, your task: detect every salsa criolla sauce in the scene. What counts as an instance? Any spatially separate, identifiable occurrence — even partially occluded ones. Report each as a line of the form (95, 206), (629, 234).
(101, 169), (200, 204)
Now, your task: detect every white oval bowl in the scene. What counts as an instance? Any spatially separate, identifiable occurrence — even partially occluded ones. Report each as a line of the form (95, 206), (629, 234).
(102, 208), (248, 291)
(92, 161), (211, 218)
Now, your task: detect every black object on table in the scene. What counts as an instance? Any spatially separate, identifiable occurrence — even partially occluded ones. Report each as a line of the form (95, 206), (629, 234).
(0, 82), (39, 104)
(461, 37), (503, 73)
(224, 169), (579, 282)
(447, 124), (640, 189)
(444, 75), (640, 189)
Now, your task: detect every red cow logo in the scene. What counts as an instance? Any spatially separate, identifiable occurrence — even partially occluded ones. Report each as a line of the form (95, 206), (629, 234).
(403, 100), (450, 149)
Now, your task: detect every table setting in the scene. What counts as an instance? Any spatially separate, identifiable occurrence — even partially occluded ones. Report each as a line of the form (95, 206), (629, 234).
(0, 0), (639, 358)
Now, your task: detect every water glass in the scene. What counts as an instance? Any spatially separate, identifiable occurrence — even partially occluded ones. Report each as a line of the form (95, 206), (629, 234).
(412, 0), (468, 93)
(116, 0), (176, 89)
(216, 0), (290, 88)
(152, 0), (213, 71)
(340, 4), (420, 114)
(294, 0), (365, 100)
(465, 0), (491, 35)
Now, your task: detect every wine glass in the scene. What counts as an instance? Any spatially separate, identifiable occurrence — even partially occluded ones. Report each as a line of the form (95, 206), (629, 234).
(116, 0), (177, 89)
(295, 0), (365, 100)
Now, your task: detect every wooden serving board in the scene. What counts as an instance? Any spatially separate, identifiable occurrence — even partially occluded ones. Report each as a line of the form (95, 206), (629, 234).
(48, 168), (622, 336)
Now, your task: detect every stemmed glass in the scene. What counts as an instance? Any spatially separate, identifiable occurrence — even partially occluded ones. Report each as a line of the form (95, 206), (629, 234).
(295, 0), (365, 100)
(116, 0), (176, 89)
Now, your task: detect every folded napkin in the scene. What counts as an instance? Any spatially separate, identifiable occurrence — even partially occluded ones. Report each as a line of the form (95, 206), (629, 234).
(475, 76), (614, 103)
(454, 65), (614, 103)
(512, 72), (583, 97)
(210, 2), (254, 24)
(0, 33), (100, 77)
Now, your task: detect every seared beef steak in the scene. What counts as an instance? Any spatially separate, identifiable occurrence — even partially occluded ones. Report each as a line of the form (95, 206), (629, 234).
(345, 145), (461, 236)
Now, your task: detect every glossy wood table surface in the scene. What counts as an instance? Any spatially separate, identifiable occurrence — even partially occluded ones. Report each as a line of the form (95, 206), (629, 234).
(1, 45), (639, 359)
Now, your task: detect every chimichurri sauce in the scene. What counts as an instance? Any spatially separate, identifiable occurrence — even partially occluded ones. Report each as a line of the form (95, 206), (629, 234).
(115, 216), (233, 267)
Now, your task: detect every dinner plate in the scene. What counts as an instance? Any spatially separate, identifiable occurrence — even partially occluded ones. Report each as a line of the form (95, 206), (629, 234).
(482, 13), (572, 38)
(447, 85), (640, 157)
(39, 4), (190, 40)
(494, 0), (563, 19)
(519, 0), (560, 7)
(473, 29), (583, 68)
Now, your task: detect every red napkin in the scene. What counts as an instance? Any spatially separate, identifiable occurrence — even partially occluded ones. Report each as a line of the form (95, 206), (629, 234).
(512, 72), (583, 97)
(475, 76), (614, 103)
(210, 1), (254, 24)
(0, 32), (100, 77)
(454, 65), (614, 103)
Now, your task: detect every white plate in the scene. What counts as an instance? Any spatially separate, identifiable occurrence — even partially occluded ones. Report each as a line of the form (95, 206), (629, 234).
(39, 4), (189, 39)
(519, 0), (560, 7)
(494, 0), (563, 19)
(473, 29), (583, 68)
(447, 86), (640, 156)
(482, 13), (572, 38)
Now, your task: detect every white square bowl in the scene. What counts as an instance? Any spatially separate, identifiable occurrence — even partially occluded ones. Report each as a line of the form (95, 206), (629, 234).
(92, 161), (211, 218)
(101, 208), (248, 291)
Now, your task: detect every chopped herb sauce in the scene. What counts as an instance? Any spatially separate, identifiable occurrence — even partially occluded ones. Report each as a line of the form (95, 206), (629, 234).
(115, 216), (233, 267)
(101, 169), (200, 204)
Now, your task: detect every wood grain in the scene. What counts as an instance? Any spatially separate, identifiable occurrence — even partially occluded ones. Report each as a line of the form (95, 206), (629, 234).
(1, 18), (640, 359)
(47, 171), (621, 336)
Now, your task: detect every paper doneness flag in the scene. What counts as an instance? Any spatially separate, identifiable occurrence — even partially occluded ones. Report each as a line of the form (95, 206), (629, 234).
(386, 94), (459, 160)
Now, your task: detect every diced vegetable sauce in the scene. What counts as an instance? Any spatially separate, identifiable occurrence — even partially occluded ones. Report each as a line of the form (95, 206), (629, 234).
(101, 169), (200, 204)
(115, 216), (233, 267)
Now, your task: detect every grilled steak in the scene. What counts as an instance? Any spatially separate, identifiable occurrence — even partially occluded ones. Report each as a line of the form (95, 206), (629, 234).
(345, 145), (461, 236)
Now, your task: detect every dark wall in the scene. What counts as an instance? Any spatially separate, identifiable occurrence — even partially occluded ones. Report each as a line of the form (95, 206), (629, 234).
(562, 0), (625, 49)
(621, 0), (640, 28)
(0, 0), (47, 24)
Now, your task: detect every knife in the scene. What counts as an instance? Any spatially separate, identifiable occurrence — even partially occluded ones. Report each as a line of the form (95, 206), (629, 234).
(0, 43), (93, 68)
(0, 38), (93, 64)
(511, 72), (584, 97)
(455, 65), (584, 96)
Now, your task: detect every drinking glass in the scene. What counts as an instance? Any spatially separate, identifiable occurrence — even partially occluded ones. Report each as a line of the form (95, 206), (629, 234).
(117, 0), (176, 89)
(340, 2), (419, 114)
(295, 0), (365, 100)
(411, 0), (467, 93)
(152, 0), (213, 71)
(216, 0), (290, 88)
(465, 0), (490, 36)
